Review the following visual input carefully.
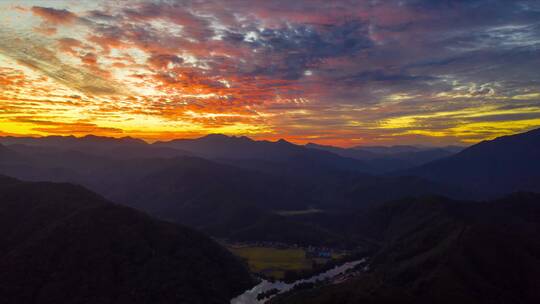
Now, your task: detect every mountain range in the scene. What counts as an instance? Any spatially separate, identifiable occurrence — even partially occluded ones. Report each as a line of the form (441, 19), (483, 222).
(306, 143), (463, 172)
(1, 128), (539, 246)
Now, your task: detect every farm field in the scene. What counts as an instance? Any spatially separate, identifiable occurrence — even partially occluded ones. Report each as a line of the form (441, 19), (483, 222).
(228, 246), (313, 279)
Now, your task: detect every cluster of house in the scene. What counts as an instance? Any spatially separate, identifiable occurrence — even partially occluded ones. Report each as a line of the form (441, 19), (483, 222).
(305, 246), (333, 259)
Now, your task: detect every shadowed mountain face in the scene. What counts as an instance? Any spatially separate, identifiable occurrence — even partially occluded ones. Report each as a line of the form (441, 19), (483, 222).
(306, 143), (462, 172)
(155, 134), (372, 173)
(406, 127), (540, 197)
(272, 193), (540, 304)
(0, 143), (18, 159)
(0, 149), (464, 246)
(0, 176), (253, 304)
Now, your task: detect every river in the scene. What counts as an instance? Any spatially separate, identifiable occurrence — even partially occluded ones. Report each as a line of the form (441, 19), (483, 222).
(231, 258), (366, 304)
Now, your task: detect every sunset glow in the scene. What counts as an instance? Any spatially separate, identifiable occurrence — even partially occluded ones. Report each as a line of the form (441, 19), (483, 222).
(1, 0), (539, 146)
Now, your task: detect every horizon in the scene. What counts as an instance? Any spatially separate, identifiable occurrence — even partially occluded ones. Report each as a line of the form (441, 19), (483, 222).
(0, 131), (475, 148)
(1, 1), (540, 147)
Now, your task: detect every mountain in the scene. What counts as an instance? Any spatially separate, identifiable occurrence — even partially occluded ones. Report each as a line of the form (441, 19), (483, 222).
(0, 147), (345, 245)
(0, 143), (17, 158)
(0, 137), (469, 247)
(305, 143), (381, 160)
(407, 127), (540, 196)
(0, 135), (190, 159)
(351, 145), (463, 155)
(106, 155), (466, 243)
(306, 143), (461, 172)
(155, 134), (372, 173)
(0, 175), (253, 304)
(272, 193), (540, 304)
(0, 135), (145, 150)
(108, 156), (349, 246)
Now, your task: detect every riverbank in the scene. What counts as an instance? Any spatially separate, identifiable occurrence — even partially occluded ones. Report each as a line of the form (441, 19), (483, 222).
(231, 259), (367, 304)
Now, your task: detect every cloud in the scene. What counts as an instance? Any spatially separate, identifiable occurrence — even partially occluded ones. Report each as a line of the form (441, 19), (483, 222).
(0, 0), (538, 145)
(31, 6), (78, 25)
(0, 29), (127, 96)
(10, 117), (124, 136)
(57, 38), (84, 56)
(147, 54), (184, 70)
(240, 20), (373, 79)
(340, 70), (437, 84)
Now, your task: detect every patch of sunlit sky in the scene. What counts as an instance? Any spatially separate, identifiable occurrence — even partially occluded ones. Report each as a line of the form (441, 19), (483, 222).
(0, 0), (539, 146)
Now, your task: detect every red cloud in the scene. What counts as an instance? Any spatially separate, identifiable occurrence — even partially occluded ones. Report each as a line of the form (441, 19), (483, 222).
(57, 38), (83, 55)
(147, 54), (184, 70)
(31, 6), (78, 25)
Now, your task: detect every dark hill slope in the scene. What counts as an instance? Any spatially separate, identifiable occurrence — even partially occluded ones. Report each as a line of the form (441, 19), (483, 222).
(272, 193), (540, 304)
(113, 157), (344, 246)
(407, 127), (540, 196)
(0, 176), (253, 304)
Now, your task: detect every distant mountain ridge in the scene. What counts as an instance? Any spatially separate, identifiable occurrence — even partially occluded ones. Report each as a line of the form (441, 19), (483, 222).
(0, 134), (146, 146)
(0, 134), (464, 173)
(0, 135), (191, 159)
(305, 142), (463, 172)
(154, 134), (373, 173)
(351, 144), (462, 154)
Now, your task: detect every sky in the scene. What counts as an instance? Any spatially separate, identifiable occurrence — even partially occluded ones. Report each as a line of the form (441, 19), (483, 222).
(0, 0), (539, 147)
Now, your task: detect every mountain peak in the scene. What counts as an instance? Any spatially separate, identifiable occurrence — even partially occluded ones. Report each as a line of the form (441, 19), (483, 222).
(200, 133), (230, 140)
(277, 138), (292, 145)
(79, 134), (145, 145)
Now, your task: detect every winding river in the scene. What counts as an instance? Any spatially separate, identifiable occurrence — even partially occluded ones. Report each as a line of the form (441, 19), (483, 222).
(231, 259), (366, 304)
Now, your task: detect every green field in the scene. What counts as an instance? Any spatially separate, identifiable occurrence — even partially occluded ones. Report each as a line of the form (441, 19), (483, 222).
(228, 246), (312, 279)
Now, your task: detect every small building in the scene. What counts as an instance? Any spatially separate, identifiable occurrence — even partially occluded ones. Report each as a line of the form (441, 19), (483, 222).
(306, 247), (332, 259)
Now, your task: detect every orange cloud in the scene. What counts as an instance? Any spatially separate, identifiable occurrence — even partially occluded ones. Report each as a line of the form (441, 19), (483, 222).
(33, 26), (57, 36)
(0, 0), (537, 147)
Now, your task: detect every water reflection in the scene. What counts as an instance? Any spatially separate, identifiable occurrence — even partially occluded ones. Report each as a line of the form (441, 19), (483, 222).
(231, 259), (366, 304)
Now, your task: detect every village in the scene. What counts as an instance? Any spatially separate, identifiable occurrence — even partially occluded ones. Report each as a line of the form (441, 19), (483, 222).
(223, 240), (355, 281)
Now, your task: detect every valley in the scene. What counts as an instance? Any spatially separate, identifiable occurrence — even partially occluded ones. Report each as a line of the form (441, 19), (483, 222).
(1, 2), (538, 303)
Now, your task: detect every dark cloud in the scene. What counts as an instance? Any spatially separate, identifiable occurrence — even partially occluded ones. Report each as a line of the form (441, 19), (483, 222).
(244, 20), (373, 79)
(340, 70), (437, 83)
